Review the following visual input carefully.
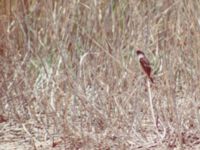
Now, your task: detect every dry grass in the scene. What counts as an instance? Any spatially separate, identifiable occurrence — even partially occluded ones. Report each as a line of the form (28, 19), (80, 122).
(1, 0), (200, 149)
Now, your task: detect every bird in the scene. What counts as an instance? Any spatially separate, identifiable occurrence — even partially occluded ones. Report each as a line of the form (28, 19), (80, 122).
(136, 50), (154, 83)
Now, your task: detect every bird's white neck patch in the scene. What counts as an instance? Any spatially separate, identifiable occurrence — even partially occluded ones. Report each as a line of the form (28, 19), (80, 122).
(138, 53), (144, 60)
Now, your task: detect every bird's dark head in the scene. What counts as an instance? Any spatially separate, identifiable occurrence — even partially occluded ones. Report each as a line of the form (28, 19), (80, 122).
(136, 50), (144, 56)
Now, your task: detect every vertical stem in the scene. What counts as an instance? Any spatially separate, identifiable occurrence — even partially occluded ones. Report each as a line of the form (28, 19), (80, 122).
(147, 80), (156, 128)
(147, 80), (168, 140)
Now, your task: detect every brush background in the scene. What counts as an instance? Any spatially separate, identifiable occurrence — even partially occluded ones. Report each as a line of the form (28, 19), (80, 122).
(0, 0), (200, 149)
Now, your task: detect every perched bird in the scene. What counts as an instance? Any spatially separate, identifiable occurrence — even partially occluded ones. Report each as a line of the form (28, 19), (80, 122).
(136, 50), (154, 83)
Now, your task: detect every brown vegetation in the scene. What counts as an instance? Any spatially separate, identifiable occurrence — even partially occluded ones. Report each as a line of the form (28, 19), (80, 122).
(1, 0), (200, 149)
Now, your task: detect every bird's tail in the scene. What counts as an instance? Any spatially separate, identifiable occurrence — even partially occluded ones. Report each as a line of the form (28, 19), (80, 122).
(149, 76), (154, 83)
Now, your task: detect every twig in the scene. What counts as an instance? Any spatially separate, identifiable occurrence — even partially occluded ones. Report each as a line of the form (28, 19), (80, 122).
(147, 80), (156, 128)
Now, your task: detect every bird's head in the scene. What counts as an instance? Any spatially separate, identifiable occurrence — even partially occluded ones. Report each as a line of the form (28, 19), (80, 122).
(136, 50), (144, 56)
